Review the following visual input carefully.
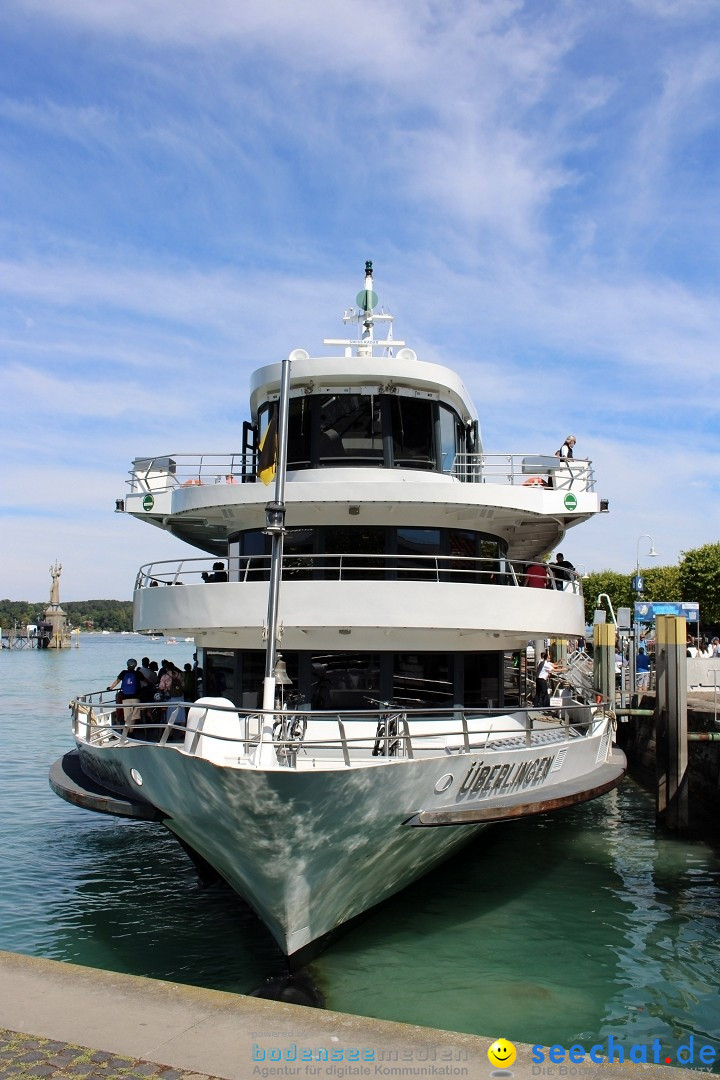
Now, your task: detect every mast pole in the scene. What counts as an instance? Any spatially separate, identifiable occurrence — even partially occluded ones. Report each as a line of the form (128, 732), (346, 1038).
(358, 260), (375, 357)
(259, 348), (307, 762)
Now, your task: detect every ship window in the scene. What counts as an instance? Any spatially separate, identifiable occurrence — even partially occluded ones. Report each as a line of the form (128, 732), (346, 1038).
(310, 652), (380, 710)
(316, 394), (382, 466)
(285, 528), (314, 580)
(390, 398), (435, 469)
(447, 529), (480, 583)
(227, 526), (506, 582)
(394, 653), (453, 707)
(228, 529), (268, 581)
(240, 651), (265, 710)
(287, 397), (311, 469)
(439, 404), (459, 474)
(396, 528), (441, 580)
(324, 525), (385, 579)
(464, 654), (501, 708)
(205, 649), (237, 700)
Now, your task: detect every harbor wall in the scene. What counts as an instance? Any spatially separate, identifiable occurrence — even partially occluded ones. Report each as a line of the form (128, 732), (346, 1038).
(616, 692), (720, 834)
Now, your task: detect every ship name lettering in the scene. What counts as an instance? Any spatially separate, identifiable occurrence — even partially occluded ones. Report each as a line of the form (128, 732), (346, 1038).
(459, 761), (479, 793)
(457, 755), (554, 801)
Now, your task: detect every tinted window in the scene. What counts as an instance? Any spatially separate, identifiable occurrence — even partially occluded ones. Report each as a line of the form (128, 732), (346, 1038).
(310, 653), (380, 710)
(317, 394), (382, 465)
(390, 398), (435, 469)
(394, 653), (452, 707)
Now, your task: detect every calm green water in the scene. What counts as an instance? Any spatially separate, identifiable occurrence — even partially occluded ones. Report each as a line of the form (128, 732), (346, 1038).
(1, 635), (719, 1064)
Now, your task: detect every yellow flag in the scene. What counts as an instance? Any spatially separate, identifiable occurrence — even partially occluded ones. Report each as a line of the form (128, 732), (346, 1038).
(257, 413), (278, 485)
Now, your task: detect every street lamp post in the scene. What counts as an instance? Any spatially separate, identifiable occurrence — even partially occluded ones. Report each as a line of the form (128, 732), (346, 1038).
(630, 534), (659, 696)
(634, 534), (658, 592)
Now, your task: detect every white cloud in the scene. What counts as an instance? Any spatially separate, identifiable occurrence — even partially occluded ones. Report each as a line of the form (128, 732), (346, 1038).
(1, 0), (719, 602)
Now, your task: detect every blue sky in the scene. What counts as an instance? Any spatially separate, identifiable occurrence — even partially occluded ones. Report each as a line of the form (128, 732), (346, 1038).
(1, 0), (719, 602)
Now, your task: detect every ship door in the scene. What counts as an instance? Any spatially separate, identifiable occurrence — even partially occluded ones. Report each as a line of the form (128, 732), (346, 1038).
(242, 421), (256, 482)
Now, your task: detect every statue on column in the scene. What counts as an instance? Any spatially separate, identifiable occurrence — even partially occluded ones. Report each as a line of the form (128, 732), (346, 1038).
(49, 562), (62, 607)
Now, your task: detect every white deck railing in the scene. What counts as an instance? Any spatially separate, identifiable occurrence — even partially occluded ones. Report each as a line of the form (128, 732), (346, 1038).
(126, 453), (595, 494)
(72, 695), (606, 769)
(133, 553), (584, 593)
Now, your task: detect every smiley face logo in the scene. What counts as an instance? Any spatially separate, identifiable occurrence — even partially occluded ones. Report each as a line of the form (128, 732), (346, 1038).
(488, 1038), (517, 1070)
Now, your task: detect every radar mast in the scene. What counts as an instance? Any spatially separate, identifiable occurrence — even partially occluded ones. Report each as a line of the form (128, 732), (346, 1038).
(323, 261), (404, 358)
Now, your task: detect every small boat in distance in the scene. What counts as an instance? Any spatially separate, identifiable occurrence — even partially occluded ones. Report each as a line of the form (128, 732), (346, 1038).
(50, 263), (625, 959)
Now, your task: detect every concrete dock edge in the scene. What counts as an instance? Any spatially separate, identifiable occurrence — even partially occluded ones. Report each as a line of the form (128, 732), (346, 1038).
(0, 951), (702, 1080)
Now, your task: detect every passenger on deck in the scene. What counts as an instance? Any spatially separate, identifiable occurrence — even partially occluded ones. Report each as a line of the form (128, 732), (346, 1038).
(525, 562), (549, 588)
(202, 561), (228, 582)
(550, 552), (575, 590)
(556, 435), (577, 459)
(107, 659), (142, 733)
(534, 652), (554, 707)
(138, 657), (158, 738)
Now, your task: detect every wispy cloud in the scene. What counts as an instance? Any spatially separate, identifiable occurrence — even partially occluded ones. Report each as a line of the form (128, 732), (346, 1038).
(1, 0), (719, 598)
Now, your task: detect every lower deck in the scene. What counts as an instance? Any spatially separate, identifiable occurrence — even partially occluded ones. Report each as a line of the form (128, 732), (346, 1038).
(197, 645), (536, 713)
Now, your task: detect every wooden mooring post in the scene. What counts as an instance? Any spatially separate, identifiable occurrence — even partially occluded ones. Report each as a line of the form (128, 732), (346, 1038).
(593, 621), (615, 702)
(655, 614), (688, 830)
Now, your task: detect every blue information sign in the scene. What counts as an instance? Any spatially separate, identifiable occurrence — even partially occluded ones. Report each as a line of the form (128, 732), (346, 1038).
(633, 601), (700, 623)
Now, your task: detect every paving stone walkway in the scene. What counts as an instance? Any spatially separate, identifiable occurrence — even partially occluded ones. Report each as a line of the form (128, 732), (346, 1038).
(0, 1030), (219, 1080)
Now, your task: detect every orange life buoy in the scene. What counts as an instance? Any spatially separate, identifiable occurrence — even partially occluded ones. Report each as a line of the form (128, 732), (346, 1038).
(523, 476), (548, 487)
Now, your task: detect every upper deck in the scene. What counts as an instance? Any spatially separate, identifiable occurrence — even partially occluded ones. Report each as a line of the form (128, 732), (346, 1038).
(116, 263), (603, 563)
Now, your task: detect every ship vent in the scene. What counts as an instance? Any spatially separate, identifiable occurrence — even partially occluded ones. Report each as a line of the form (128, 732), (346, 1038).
(550, 748), (567, 772)
(595, 729), (611, 763)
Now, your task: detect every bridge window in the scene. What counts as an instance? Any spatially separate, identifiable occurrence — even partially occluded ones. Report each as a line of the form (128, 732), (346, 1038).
(260, 392), (468, 475)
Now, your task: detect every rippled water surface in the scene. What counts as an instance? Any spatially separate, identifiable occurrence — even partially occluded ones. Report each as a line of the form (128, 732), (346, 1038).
(2, 635), (719, 1066)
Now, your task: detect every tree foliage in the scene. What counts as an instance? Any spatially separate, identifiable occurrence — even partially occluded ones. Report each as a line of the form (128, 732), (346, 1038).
(678, 542), (720, 624)
(0, 599), (133, 632)
(582, 571), (634, 625)
(581, 546), (713, 628)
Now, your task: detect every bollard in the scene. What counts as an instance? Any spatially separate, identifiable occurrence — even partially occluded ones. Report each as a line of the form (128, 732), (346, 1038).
(655, 614), (688, 830)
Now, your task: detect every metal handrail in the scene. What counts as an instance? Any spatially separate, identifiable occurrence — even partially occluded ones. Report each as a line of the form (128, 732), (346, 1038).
(125, 452), (595, 494)
(72, 693), (605, 765)
(451, 453), (595, 491)
(134, 554), (585, 593)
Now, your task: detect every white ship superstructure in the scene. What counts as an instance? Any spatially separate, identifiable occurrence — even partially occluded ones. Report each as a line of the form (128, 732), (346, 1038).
(52, 263), (624, 957)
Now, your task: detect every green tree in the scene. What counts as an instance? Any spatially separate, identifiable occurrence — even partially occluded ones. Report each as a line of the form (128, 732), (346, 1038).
(0, 598), (133, 632)
(582, 571), (633, 625)
(641, 564), (681, 602)
(678, 543), (720, 623)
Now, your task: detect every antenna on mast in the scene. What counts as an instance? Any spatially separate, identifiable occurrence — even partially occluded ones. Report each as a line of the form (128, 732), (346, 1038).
(356, 260), (377, 356)
(323, 261), (404, 357)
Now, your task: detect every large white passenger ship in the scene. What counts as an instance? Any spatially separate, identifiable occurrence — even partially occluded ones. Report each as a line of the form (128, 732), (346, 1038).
(51, 263), (625, 958)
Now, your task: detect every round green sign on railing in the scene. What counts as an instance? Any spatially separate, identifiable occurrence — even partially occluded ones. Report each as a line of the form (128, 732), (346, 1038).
(564, 493), (578, 511)
(142, 494), (154, 512)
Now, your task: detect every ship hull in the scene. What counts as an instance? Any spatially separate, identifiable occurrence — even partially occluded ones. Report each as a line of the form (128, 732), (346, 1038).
(67, 720), (624, 955)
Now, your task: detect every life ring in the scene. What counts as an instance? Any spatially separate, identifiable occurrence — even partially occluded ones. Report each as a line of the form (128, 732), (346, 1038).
(523, 476), (548, 487)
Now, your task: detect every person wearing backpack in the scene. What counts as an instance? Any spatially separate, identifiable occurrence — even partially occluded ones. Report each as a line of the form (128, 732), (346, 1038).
(107, 658), (142, 733)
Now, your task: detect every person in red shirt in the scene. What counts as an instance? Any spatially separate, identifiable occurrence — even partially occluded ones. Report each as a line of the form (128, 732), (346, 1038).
(525, 562), (548, 588)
